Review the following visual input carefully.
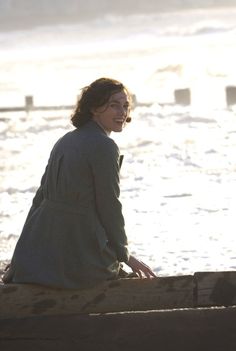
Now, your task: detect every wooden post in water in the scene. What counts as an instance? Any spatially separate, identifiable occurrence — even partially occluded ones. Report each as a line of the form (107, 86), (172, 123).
(174, 88), (191, 106)
(225, 86), (236, 106)
(25, 95), (34, 112)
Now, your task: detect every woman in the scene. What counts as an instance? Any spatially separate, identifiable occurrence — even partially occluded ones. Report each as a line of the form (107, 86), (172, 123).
(3, 77), (156, 288)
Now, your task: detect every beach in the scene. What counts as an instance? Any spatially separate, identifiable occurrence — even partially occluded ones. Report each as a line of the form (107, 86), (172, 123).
(1, 6), (236, 276)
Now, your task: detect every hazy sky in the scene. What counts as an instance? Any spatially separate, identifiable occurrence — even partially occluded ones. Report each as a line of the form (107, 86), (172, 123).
(0, 0), (236, 30)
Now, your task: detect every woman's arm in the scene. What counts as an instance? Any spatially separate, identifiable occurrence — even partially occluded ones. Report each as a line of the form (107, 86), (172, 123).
(90, 138), (129, 263)
(90, 137), (157, 278)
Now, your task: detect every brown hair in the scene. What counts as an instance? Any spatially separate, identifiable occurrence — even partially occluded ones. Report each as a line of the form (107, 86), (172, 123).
(71, 77), (131, 128)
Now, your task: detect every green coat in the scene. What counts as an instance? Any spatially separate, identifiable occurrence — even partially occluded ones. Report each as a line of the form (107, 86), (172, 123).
(10, 120), (129, 288)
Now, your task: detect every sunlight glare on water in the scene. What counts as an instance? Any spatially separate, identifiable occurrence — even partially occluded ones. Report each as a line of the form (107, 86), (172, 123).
(1, 6), (236, 275)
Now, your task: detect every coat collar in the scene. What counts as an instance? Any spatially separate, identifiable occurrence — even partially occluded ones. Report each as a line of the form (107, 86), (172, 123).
(82, 120), (124, 169)
(85, 119), (108, 136)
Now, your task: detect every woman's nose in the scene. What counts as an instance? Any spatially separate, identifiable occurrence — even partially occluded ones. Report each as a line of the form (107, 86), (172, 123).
(118, 105), (127, 116)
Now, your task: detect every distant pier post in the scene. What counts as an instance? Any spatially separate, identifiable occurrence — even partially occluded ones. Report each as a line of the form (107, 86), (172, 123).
(174, 88), (191, 106)
(131, 94), (137, 107)
(225, 86), (236, 107)
(25, 95), (34, 112)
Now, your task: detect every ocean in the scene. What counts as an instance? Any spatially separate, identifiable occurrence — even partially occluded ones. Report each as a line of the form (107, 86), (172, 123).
(0, 6), (236, 276)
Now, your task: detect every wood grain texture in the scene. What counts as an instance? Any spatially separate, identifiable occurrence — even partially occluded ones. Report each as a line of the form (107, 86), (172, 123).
(0, 275), (194, 319)
(1, 271), (236, 321)
(195, 271), (236, 307)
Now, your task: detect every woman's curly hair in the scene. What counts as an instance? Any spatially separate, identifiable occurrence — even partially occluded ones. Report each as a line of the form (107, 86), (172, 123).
(71, 77), (132, 128)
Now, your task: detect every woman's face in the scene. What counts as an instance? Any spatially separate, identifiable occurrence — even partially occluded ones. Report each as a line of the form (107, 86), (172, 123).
(91, 90), (130, 135)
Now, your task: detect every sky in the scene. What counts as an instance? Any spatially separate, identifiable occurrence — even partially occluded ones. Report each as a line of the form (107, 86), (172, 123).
(0, 0), (236, 30)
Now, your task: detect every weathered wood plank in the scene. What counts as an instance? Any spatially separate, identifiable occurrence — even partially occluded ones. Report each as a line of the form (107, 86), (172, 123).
(2, 271), (236, 321)
(195, 271), (236, 307)
(1, 307), (236, 351)
(0, 275), (194, 319)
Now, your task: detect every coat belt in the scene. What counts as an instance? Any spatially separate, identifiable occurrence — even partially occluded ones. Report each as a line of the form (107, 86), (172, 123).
(41, 198), (86, 215)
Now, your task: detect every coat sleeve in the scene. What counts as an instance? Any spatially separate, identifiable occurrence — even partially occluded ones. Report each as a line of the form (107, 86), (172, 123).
(89, 138), (129, 263)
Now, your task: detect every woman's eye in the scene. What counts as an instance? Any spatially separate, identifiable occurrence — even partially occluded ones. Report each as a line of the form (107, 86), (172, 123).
(109, 103), (129, 112)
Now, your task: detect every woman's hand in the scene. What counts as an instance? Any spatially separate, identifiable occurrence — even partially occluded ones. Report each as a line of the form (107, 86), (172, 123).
(126, 255), (157, 279)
